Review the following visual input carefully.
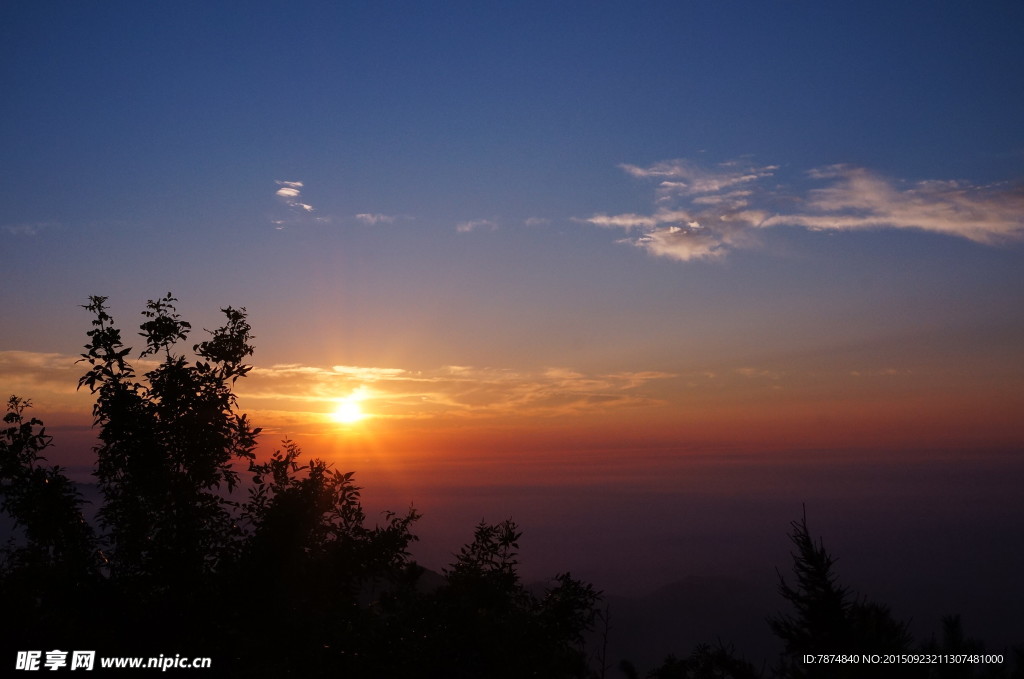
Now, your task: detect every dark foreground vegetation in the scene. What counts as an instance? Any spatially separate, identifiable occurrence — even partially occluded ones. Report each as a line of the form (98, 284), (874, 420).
(2, 295), (1021, 677)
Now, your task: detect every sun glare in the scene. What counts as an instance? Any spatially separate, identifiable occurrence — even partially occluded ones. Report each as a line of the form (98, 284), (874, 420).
(331, 391), (369, 425)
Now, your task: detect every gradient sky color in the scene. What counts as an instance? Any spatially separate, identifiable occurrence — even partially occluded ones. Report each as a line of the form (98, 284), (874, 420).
(3, 2), (1024, 622)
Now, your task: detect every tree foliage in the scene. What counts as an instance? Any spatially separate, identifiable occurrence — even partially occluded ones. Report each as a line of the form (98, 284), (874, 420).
(1, 396), (100, 641)
(767, 509), (913, 678)
(425, 519), (602, 678)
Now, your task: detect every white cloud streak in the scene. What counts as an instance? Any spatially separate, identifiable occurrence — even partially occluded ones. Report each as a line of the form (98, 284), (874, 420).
(763, 165), (1024, 244)
(584, 159), (1024, 262)
(456, 219), (498, 234)
(274, 179), (315, 214)
(3, 222), (55, 236)
(621, 159), (777, 200)
(354, 213), (397, 225)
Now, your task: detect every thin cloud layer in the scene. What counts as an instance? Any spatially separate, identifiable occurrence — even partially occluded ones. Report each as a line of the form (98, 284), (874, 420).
(456, 219), (498, 234)
(243, 362), (674, 422)
(585, 159), (1024, 262)
(0, 351), (95, 413)
(3, 222), (56, 236)
(354, 213), (397, 225)
(6, 349), (945, 442)
(1, 350), (678, 434)
(620, 159), (777, 199)
(764, 165), (1024, 244)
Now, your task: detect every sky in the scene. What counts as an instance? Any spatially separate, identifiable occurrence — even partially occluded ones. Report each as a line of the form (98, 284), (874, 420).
(2, 1), (1024, 639)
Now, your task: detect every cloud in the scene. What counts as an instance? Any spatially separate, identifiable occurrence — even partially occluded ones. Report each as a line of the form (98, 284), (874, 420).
(584, 159), (1024, 262)
(273, 180), (315, 224)
(0, 351), (96, 414)
(735, 367), (781, 380)
(583, 209), (751, 261)
(621, 159), (777, 201)
(3, 222), (55, 236)
(627, 223), (738, 262)
(2, 351), (677, 428)
(215, 361), (676, 422)
(330, 365), (406, 378)
(354, 213), (397, 225)
(763, 165), (1024, 244)
(456, 219), (498, 234)
(0, 351), (79, 391)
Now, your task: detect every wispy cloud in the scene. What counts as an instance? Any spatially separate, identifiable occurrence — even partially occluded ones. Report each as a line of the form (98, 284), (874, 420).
(2, 348), (678, 427)
(242, 362), (674, 422)
(275, 180), (314, 212)
(584, 159), (1024, 262)
(2, 222), (56, 236)
(0, 351), (94, 413)
(1, 348), (675, 425)
(272, 180), (316, 228)
(1, 351), (79, 391)
(354, 213), (397, 225)
(763, 165), (1024, 244)
(456, 219), (499, 234)
(735, 367), (782, 380)
(621, 159), (777, 200)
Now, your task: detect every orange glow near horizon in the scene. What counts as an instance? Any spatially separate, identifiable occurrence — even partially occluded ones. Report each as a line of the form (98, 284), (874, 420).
(5, 346), (1022, 482)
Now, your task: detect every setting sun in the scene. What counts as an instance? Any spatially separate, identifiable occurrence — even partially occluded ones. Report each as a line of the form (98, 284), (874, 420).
(331, 391), (369, 425)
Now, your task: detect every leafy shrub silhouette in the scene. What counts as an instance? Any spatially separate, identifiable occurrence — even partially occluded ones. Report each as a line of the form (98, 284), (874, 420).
(1, 396), (100, 644)
(423, 519), (601, 678)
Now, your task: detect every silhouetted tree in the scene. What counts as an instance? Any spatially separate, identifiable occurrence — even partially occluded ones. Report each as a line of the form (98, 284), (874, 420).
(918, 615), (1014, 679)
(411, 519), (601, 678)
(78, 294), (259, 588)
(230, 438), (422, 676)
(1, 397), (100, 646)
(769, 509), (913, 678)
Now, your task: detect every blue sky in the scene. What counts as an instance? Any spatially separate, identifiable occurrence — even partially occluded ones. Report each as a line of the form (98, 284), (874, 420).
(5, 2), (1022, 228)
(3, 0), (1023, 414)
